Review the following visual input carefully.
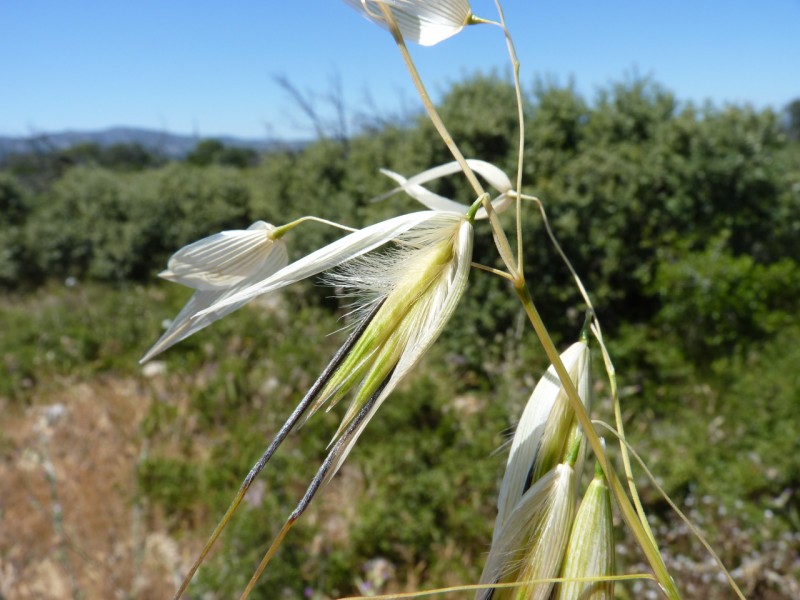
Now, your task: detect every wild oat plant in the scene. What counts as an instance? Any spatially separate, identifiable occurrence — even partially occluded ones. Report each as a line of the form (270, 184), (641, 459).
(142, 2), (746, 599)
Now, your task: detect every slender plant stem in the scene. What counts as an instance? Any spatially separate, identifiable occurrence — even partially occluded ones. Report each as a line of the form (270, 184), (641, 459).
(272, 215), (357, 238)
(594, 322), (659, 549)
(521, 190), (660, 548)
(377, 5), (519, 280)
(471, 262), (514, 280)
(513, 281), (680, 599)
(518, 194), (657, 546)
(493, 1), (526, 273)
(338, 573), (657, 600)
(377, 9), (482, 197)
(239, 518), (296, 600)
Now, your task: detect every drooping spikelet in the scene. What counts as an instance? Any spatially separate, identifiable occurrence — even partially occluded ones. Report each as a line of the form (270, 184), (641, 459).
(313, 212), (473, 478)
(141, 221), (288, 363)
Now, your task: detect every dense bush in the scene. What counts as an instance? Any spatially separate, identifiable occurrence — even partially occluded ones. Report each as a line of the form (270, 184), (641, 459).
(4, 164), (252, 283)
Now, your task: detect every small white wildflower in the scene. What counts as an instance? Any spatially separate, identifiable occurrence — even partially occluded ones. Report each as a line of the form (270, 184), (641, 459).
(344, 0), (474, 46)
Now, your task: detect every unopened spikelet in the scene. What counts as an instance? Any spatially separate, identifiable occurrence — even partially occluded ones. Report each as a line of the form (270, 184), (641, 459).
(477, 462), (576, 600)
(553, 462), (616, 600)
(477, 340), (591, 600)
(494, 340), (590, 538)
(194, 211), (475, 482)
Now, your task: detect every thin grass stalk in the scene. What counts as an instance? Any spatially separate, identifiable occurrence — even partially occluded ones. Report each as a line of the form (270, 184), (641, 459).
(521, 191), (661, 550)
(376, 4), (519, 280)
(35, 420), (81, 599)
(491, 0), (526, 273)
(337, 573), (658, 600)
(592, 322), (659, 550)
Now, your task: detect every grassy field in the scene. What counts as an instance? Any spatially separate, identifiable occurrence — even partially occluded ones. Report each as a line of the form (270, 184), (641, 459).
(1, 280), (798, 599)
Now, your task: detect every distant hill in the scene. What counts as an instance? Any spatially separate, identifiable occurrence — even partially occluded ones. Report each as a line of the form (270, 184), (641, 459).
(0, 127), (305, 160)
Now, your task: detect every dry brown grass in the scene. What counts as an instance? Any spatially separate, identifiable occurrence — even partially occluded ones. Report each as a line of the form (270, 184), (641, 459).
(0, 376), (179, 599)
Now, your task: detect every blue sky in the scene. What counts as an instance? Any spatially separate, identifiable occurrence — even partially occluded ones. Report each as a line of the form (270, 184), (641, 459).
(1, 1), (798, 140)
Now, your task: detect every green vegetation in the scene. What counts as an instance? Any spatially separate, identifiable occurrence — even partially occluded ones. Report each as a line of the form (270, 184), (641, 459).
(2, 77), (799, 598)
